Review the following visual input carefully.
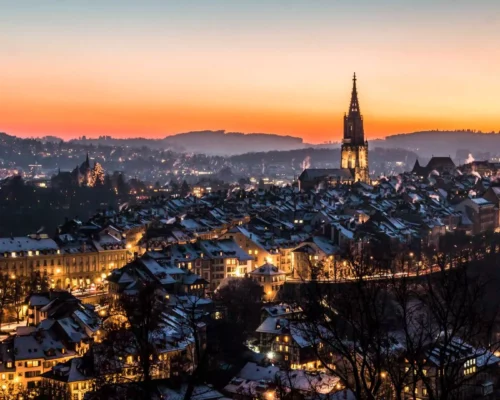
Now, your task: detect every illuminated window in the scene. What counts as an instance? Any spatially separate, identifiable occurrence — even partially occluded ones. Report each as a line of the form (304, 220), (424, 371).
(25, 361), (40, 368)
(276, 337), (280, 342)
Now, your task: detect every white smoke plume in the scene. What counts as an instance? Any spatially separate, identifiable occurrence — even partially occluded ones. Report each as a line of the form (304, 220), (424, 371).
(301, 156), (311, 170)
(395, 175), (402, 192)
(465, 153), (475, 164)
(428, 170), (440, 177)
(471, 170), (481, 184)
(261, 160), (266, 175)
(492, 170), (500, 183)
(315, 182), (325, 193)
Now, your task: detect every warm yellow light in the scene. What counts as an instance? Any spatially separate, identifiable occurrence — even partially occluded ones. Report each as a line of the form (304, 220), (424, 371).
(101, 273), (106, 279)
(56, 268), (61, 274)
(126, 244), (131, 249)
(10, 274), (16, 280)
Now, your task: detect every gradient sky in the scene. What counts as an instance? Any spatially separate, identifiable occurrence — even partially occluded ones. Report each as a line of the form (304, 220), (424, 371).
(0, 0), (499, 143)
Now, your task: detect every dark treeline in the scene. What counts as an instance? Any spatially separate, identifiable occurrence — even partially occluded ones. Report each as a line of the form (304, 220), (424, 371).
(0, 174), (135, 236)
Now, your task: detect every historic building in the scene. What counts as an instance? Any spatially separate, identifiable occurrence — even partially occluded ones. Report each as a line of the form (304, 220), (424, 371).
(298, 74), (370, 190)
(340, 73), (369, 183)
(0, 232), (128, 291)
(412, 156), (457, 177)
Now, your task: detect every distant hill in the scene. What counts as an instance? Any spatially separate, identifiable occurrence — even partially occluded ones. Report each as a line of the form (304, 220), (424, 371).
(70, 130), (306, 155)
(372, 130), (500, 161)
(7, 128), (500, 160)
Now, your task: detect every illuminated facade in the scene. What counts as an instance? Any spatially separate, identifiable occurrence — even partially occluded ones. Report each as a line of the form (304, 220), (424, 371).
(340, 73), (369, 183)
(0, 234), (128, 291)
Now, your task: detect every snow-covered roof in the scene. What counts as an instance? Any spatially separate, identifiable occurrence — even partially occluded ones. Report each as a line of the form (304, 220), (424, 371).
(249, 263), (286, 276)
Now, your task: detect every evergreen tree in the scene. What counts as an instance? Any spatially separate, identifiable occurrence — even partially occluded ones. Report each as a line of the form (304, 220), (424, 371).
(116, 173), (129, 195)
(180, 180), (190, 197)
(90, 162), (105, 187)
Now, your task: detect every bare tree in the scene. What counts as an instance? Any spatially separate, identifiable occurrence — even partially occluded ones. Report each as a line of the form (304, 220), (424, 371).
(286, 244), (397, 400)
(391, 244), (500, 400)
(90, 280), (166, 399)
(0, 274), (10, 330)
(288, 241), (500, 400)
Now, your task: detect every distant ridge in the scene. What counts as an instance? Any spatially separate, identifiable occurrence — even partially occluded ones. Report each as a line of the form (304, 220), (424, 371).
(70, 130), (306, 155)
(3, 129), (500, 158)
(372, 130), (500, 159)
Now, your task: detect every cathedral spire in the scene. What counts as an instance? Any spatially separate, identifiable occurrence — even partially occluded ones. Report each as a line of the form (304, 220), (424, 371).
(341, 73), (369, 183)
(349, 72), (360, 115)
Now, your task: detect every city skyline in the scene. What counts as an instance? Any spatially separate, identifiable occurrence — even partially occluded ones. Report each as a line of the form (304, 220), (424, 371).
(1, 0), (499, 143)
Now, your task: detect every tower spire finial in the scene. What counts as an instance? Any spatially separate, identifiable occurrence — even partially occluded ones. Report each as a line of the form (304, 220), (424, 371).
(349, 72), (360, 114)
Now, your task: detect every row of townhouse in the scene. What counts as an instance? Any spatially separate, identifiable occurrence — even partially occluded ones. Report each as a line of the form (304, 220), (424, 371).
(0, 231), (128, 292)
(40, 324), (198, 400)
(0, 291), (100, 396)
(0, 261), (207, 399)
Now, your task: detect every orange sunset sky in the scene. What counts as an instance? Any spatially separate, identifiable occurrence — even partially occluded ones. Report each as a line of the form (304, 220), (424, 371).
(0, 1), (499, 144)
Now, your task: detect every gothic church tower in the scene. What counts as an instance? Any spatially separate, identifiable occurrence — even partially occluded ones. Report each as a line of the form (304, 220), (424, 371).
(341, 73), (369, 183)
